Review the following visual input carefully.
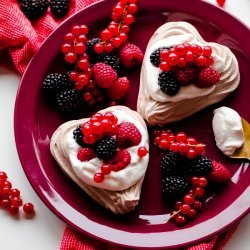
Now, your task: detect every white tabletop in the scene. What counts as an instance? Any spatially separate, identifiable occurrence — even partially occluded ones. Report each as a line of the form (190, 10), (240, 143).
(0, 0), (249, 249)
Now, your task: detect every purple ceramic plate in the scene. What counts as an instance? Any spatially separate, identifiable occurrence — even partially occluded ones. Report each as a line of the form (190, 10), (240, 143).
(14, 0), (250, 248)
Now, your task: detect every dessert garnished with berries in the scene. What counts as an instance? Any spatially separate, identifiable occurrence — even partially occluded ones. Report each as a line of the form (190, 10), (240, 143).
(137, 22), (240, 126)
(154, 130), (230, 226)
(42, 0), (143, 115)
(50, 106), (149, 214)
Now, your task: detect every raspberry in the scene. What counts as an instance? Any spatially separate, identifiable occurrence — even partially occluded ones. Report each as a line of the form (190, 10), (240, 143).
(116, 122), (142, 147)
(19, 0), (48, 20)
(77, 148), (95, 162)
(175, 66), (197, 85)
(107, 77), (130, 101)
(119, 42), (143, 68)
(108, 150), (131, 171)
(93, 63), (117, 88)
(50, 0), (70, 18)
(196, 67), (220, 88)
(208, 161), (230, 183)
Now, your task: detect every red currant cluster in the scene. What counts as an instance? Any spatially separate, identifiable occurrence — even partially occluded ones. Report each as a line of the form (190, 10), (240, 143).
(170, 176), (208, 226)
(0, 171), (35, 215)
(159, 44), (214, 72)
(94, 0), (138, 54)
(154, 130), (206, 159)
(61, 25), (92, 90)
(81, 112), (118, 145)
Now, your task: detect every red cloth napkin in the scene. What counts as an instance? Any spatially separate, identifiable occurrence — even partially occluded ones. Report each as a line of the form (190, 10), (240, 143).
(0, 0), (240, 249)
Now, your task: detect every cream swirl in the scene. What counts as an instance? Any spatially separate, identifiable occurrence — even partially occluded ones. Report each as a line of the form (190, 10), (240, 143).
(66, 107), (149, 191)
(137, 22), (240, 126)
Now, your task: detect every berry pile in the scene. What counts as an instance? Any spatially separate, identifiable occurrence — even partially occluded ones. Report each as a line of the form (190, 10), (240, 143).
(73, 111), (147, 183)
(170, 176), (208, 226)
(154, 129), (231, 226)
(150, 44), (220, 96)
(94, 0), (139, 54)
(0, 171), (35, 216)
(18, 0), (71, 20)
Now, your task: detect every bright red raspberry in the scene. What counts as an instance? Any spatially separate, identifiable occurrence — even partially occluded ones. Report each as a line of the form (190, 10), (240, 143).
(107, 77), (130, 101)
(196, 67), (220, 88)
(208, 161), (230, 183)
(77, 148), (96, 162)
(116, 122), (142, 147)
(119, 42), (143, 68)
(175, 66), (197, 85)
(93, 63), (117, 88)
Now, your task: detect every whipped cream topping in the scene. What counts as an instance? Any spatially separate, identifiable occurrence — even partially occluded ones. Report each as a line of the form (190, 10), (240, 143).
(137, 22), (240, 126)
(212, 107), (244, 156)
(66, 109), (149, 191)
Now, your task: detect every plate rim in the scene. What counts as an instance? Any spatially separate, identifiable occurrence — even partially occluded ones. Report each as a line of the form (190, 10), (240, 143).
(14, 0), (250, 248)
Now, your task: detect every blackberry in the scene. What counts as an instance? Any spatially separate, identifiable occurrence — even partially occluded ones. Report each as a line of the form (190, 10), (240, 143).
(186, 155), (213, 177)
(56, 89), (83, 114)
(94, 136), (117, 160)
(162, 176), (191, 200)
(160, 151), (184, 176)
(42, 73), (74, 94)
(50, 0), (70, 18)
(158, 71), (180, 96)
(19, 0), (48, 20)
(150, 47), (169, 67)
(86, 38), (101, 63)
(98, 53), (120, 73)
(73, 125), (85, 147)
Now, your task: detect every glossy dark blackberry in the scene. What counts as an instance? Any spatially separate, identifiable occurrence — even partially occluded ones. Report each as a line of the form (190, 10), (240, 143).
(185, 155), (213, 177)
(98, 53), (120, 73)
(42, 73), (74, 95)
(56, 89), (83, 114)
(50, 0), (70, 18)
(86, 38), (101, 63)
(94, 136), (117, 160)
(150, 47), (169, 67)
(158, 71), (180, 96)
(19, 0), (48, 20)
(160, 151), (184, 176)
(73, 125), (85, 147)
(162, 176), (191, 200)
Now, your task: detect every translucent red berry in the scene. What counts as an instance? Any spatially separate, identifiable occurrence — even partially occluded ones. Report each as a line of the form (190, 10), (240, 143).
(137, 147), (148, 157)
(174, 201), (182, 210)
(159, 140), (169, 149)
(180, 204), (191, 215)
(186, 148), (198, 159)
(11, 188), (20, 197)
(61, 43), (72, 54)
(187, 209), (197, 219)
(203, 46), (212, 57)
(175, 215), (186, 225)
(195, 187), (204, 197)
(101, 29), (113, 41)
(80, 25), (89, 35)
(0, 172), (7, 179)
(195, 55), (207, 67)
(71, 25), (81, 36)
(193, 200), (202, 210)
(94, 43), (104, 54)
(183, 194), (195, 205)
(198, 177), (208, 187)
(65, 52), (77, 63)
(94, 172), (104, 183)
(101, 164), (112, 175)
(123, 14), (134, 25)
(64, 33), (75, 43)
(23, 203), (35, 215)
(176, 132), (187, 142)
(9, 206), (19, 215)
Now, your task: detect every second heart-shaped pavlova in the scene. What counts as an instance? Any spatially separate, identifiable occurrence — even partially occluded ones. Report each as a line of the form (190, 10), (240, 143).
(50, 106), (149, 214)
(137, 22), (240, 126)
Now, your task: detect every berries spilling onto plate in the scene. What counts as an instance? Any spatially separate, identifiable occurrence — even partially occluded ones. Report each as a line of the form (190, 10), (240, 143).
(154, 130), (230, 226)
(150, 44), (220, 96)
(18, 0), (71, 20)
(73, 112), (147, 183)
(42, 0), (143, 115)
(0, 171), (35, 216)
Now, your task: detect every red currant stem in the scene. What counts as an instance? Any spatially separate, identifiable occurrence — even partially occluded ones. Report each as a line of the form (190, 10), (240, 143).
(170, 209), (181, 219)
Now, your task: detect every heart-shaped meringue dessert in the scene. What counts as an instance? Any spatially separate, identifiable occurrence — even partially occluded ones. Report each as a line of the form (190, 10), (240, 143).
(50, 106), (149, 214)
(137, 21), (240, 126)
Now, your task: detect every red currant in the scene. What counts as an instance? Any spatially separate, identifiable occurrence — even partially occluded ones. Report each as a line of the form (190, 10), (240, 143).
(1, 187), (11, 196)
(186, 148), (198, 159)
(111, 12), (121, 21)
(127, 3), (138, 13)
(216, 0), (226, 7)
(119, 32), (127, 43)
(159, 61), (171, 72)
(168, 53), (179, 66)
(101, 29), (113, 41)
(101, 164), (112, 175)
(104, 112), (117, 124)
(178, 57), (187, 68)
(94, 43), (104, 54)
(205, 56), (214, 66)
(9, 206), (19, 215)
(154, 136), (160, 145)
(175, 132), (187, 142)
(91, 122), (103, 134)
(61, 43), (72, 54)
(186, 137), (197, 145)
(175, 215), (186, 225)
(71, 25), (81, 36)
(195, 187), (204, 197)
(0, 172), (7, 179)
(184, 194), (195, 205)
(78, 59), (89, 71)
(82, 123), (92, 135)
(195, 55), (207, 67)
(108, 24), (119, 36)
(11, 197), (23, 207)
(193, 200), (202, 210)
(187, 209), (197, 219)
(83, 92), (93, 102)
(112, 37), (122, 48)
(175, 44), (186, 56)
(180, 204), (191, 215)
(170, 210), (179, 221)
(198, 177), (208, 187)
(80, 25), (89, 35)
(113, 4), (123, 15)
(123, 14), (134, 25)
(0, 198), (10, 208)
(3, 180), (12, 188)
(195, 143), (206, 154)
(64, 33), (75, 43)
(191, 176), (200, 185)
(101, 119), (112, 132)
(185, 51), (194, 62)
(174, 201), (182, 210)
(159, 140), (169, 150)
(120, 24), (130, 33)
(83, 134), (96, 144)
(74, 42), (86, 54)
(137, 147), (148, 157)
(94, 172), (104, 183)
(179, 143), (188, 153)
(169, 142), (180, 152)
(11, 188), (20, 198)
(77, 74), (88, 86)
(77, 34), (88, 43)
(65, 52), (77, 63)
(23, 203), (35, 215)
(203, 46), (212, 57)
(69, 71), (78, 81)
(167, 133), (175, 142)
(160, 49), (169, 60)
(104, 43), (114, 53)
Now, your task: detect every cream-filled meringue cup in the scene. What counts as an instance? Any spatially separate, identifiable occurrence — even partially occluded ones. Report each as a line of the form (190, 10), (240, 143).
(137, 22), (240, 126)
(212, 107), (244, 156)
(50, 106), (149, 214)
